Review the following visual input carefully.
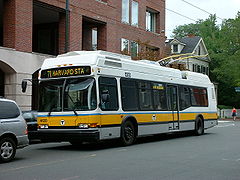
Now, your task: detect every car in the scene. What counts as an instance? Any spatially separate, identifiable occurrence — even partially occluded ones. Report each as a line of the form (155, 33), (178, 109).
(22, 111), (39, 142)
(0, 97), (29, 162)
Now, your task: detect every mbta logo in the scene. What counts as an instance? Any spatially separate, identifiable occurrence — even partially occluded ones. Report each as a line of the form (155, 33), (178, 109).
(60, 120), (65, 126)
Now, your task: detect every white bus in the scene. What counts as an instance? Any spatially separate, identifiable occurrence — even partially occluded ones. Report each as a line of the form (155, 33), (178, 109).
(29, 51), (218, 145)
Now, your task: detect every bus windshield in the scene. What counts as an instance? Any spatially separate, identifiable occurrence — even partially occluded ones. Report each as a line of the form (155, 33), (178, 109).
(39, 77), (97, 112)
(64, 78), (97, 111)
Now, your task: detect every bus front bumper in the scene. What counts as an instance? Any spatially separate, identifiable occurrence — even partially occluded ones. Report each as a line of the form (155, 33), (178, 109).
(38, 128), (100, 142)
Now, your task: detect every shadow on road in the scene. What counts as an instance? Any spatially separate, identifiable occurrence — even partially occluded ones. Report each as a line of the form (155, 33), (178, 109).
(35, 131), (214, 152)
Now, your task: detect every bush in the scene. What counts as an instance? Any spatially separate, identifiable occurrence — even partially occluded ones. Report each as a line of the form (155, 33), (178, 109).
(218, 105), (232, 110)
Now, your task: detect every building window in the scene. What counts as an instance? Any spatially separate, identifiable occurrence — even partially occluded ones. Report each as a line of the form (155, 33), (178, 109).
(122, 0), (130, 23)
(92, 28), (97, 51)
(146, 9), (157, 32)
(131, 41), (138, 58)
(122, 0), (139, 26)
(121, 39), (138, 58)
(173, 44), (178, 53)
(206, 67), (209, 75)
(121, 38), (130, 54)
(131, 1), (138, 26)
(197, 65), (201, 73)
(202, 66), (206, 74)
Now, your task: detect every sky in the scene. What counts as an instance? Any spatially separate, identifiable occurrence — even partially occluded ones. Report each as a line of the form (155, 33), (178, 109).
(166, 0), (240, 38)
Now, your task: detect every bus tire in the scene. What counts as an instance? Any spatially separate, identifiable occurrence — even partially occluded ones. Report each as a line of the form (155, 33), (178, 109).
(195, 117), (204, 136)
(0, 137), (16, 163)
(120, 120), (136, 146)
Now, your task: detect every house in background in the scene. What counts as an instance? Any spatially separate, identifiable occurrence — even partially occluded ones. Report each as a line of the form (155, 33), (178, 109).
(166, 35), (210, 75)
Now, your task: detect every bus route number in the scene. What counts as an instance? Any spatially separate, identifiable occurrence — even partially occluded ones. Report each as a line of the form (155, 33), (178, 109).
(125, 72), (131, 78)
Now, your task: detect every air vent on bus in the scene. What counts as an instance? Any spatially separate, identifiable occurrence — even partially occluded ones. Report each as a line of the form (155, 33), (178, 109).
(104, 60), (122, 68)
(105, 56), (121, 61)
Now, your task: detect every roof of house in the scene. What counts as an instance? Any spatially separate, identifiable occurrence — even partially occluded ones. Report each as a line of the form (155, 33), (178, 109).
(176, 36), (201, 53)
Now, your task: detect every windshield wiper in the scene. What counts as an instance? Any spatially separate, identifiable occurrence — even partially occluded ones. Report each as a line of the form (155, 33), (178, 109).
(66, 93), (78, 116)
(48, 105), (55, 116)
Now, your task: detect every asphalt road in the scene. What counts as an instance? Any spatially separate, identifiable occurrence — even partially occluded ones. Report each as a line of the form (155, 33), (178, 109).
(1, 120), (240, 180)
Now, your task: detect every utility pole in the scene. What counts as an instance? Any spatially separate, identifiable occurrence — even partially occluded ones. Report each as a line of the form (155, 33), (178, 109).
(65, 0), (70, 53)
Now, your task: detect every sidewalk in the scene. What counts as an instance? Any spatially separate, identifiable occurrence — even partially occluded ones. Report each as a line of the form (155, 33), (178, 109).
(218, 118), (238, 121)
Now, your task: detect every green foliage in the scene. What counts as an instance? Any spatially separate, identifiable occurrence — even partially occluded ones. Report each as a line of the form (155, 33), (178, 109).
(173, 13), (240, 107)
(218, 105), (232, 110)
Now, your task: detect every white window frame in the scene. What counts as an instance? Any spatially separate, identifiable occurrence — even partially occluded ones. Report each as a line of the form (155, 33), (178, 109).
(131, 41), (139, 57)
(131, 1), (139, 26)
(121, 38), (130, 53)
(146, 9), (157, 32)
(122, 0), (130, 23)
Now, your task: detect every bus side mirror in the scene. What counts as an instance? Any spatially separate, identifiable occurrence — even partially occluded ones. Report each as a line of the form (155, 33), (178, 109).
(22, 80), (27, 93)
(101, 90), (110, 103)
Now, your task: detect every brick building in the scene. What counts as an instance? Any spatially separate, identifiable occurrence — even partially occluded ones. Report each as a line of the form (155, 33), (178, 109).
(0, 0), (166, 110)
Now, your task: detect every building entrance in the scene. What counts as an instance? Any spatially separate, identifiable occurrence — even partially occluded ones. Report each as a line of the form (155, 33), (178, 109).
(82, 17), (106, 51)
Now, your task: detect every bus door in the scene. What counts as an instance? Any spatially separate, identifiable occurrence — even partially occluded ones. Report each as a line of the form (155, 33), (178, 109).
(167, 85), (180, 130)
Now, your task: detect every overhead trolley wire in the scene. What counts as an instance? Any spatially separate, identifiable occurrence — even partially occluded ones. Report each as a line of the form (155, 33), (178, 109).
(166, 8), (197, 22)
(180, 0), (224, 20)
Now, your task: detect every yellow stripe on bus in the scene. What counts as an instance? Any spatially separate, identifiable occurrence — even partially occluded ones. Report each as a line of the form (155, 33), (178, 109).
(38, 113), (217, 127)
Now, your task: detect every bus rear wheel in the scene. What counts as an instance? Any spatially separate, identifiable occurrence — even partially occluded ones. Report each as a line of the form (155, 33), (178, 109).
(195, 117), (204, 135)
(121, 121), (136, 146)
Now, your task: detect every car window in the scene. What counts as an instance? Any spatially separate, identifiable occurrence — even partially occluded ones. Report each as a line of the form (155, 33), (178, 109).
(0, 101), (20, 119)
(23, 111), (37, 122)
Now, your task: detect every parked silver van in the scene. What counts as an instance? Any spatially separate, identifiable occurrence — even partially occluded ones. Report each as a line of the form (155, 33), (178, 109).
(0, 98), (29, 162)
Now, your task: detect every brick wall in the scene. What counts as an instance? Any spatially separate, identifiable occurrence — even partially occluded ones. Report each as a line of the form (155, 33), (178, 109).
(3, 0), (32, 52)
(2, 0), (165, 55)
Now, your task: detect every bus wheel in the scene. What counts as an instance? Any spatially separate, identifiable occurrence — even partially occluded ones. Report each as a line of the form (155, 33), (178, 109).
(121, 121), (136, 146)
(0, 137), (16, 163)
(195, 117), (204, 136)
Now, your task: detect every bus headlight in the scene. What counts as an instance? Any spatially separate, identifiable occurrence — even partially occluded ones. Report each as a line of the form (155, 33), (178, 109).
(39, 124), (49, 129)
(79, 124), (89, 129)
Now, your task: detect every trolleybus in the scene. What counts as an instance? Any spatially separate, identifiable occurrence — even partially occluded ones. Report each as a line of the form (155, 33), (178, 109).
(23, 51), (218, 146)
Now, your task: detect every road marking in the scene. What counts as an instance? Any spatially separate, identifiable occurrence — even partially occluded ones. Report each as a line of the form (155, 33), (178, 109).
(218, 121), (233, 123)
(217, 123), (235, 128)
(0, 153), (97, 173)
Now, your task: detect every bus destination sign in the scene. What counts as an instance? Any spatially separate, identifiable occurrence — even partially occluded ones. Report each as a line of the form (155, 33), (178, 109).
(41, 66), (91, 78)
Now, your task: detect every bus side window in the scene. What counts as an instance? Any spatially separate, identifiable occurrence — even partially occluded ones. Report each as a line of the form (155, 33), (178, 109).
(138, 81), (153, 110)
(190, 87), (208, 107)
(179, 86), (191, 110)
(120, 78), (139, 111)
(152, 83), (167, 110)
(99, 77), (119, 111)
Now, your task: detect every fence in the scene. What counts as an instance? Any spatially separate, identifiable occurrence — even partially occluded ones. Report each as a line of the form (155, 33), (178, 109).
(218, 109), (239, 119)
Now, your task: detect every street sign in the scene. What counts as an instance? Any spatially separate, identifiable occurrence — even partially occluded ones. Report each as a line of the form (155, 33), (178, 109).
(235, 87), (240, 92)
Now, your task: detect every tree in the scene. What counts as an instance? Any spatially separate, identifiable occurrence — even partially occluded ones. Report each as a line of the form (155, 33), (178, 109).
(172, 13), (240, 107)
(121, 39), (165, 61)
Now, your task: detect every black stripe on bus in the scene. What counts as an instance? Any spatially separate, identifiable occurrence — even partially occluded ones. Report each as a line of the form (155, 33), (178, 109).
(45, 119), (217, 129)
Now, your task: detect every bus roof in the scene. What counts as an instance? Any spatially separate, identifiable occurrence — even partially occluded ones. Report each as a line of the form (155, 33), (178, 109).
(41, 51), (211, 84)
